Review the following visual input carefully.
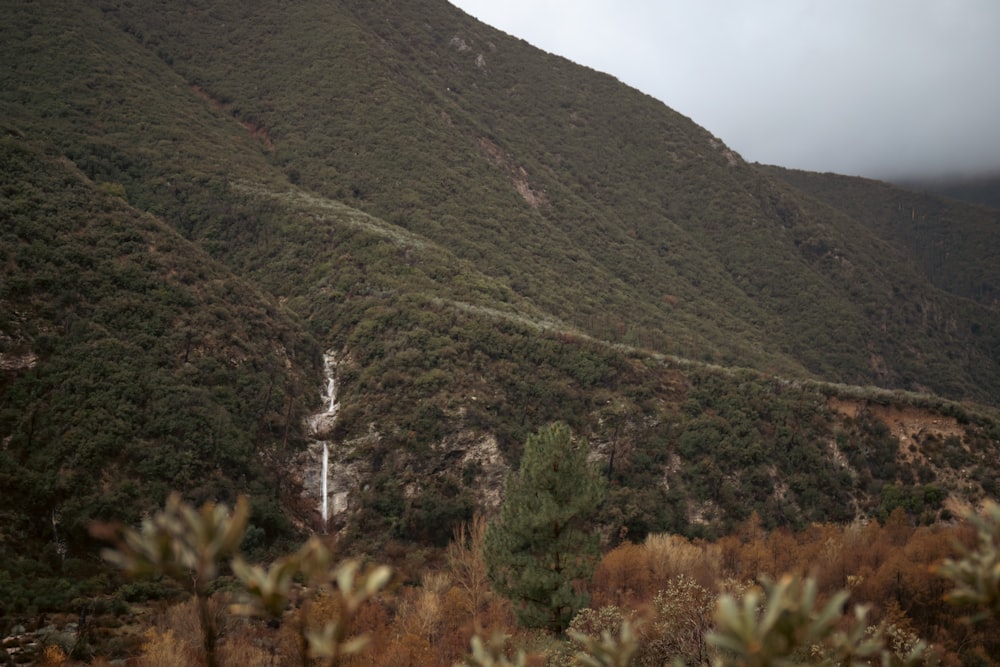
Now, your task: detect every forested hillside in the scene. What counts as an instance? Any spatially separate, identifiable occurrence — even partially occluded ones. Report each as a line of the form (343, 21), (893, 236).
(93, 0), (1000, 402)
(765, 165), (1000, 310)
(1, 0), (999, 637)
(899, 173), (1000, 211)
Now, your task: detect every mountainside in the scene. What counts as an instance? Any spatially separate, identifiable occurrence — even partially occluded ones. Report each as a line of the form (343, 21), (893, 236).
(898, 173), (1000, 211)
(92, 0), (1000, 400)
(2, 0), (999, 615)
(764, 165), (1000, 310)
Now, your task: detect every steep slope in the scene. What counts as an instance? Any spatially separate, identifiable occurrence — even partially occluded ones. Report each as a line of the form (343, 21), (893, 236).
(0, 133), (321, 611)
(2, 0), (999, 618)
(764, 165), (1000, 308)
(94, 0), (1000, 403)
(900, 173), (1000, 211)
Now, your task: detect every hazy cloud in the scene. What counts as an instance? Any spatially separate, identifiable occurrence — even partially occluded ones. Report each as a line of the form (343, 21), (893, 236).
(450, 0), (1000, 179)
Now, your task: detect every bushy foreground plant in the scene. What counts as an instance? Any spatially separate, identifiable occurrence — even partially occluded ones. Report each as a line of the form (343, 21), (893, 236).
(94, 493), (389, 667)
(657, 502), (1000, 666)
(94, 493), (1000, 666)
(934, 500), (1000, 661)
(460, 633), (528, 667)
(94, 493), (249, 666)
(708, 575), (930, 667)
(704, 500), (1000, 666)
(936, 500), (1000, 619)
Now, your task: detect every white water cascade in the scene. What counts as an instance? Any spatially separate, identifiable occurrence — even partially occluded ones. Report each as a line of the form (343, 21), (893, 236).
(321, 443), (329, 527)
(308, 351), (340, 532)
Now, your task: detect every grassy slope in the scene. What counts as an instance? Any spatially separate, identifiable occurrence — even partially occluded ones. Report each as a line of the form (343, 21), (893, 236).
(763, 166), (1000, 397)
(104, 0), (809, 372)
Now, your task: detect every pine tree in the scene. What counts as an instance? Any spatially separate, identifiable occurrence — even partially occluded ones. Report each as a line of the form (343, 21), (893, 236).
(484, 422), (607, 634)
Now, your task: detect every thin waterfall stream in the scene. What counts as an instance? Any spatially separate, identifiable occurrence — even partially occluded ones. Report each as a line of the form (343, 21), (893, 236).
(321, 443), (329, 526)
(307, 351), (340, 532)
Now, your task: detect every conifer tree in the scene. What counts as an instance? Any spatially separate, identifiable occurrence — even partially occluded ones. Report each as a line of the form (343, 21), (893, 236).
(484, 422), (607, 634)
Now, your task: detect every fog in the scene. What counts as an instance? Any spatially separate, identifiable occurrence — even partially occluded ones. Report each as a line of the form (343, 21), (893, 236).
(451, 0), (1000, 179)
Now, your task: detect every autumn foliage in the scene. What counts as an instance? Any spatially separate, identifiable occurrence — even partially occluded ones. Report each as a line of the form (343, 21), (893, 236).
(90, 497), (1000, 666)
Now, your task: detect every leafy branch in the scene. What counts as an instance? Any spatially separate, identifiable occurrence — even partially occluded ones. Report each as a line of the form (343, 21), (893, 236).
(94, 493), (390, 667)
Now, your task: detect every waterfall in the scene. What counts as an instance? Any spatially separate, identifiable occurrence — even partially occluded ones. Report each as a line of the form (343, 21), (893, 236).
(324, 356), (338, 415)
(51, 510), (66, 563)
(321, 442), (329, 527)
(309, 350), (340, 533)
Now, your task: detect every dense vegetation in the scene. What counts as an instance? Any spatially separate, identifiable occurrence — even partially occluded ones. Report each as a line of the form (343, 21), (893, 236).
(0, 135), (317, 614)
(5, 0), (1000, 398)
(765, 165), (1000, 313)
(1, 0), (999, 649)
(899, 173), (1000, 211)
(29, 494), (1000, 665)
(484, 423), (606, 634)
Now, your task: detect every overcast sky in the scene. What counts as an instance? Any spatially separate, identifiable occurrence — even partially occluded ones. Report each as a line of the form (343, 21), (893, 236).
(449, 0), (1000, 180)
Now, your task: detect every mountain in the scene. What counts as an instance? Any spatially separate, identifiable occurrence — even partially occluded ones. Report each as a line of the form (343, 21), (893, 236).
(765, 166), (1000, 310)
(1, 0), (999, 614)
(896, 173), (1000, 211)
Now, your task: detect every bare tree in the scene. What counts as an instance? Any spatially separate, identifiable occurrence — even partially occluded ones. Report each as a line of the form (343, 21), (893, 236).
(448, 514), (491, 629)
